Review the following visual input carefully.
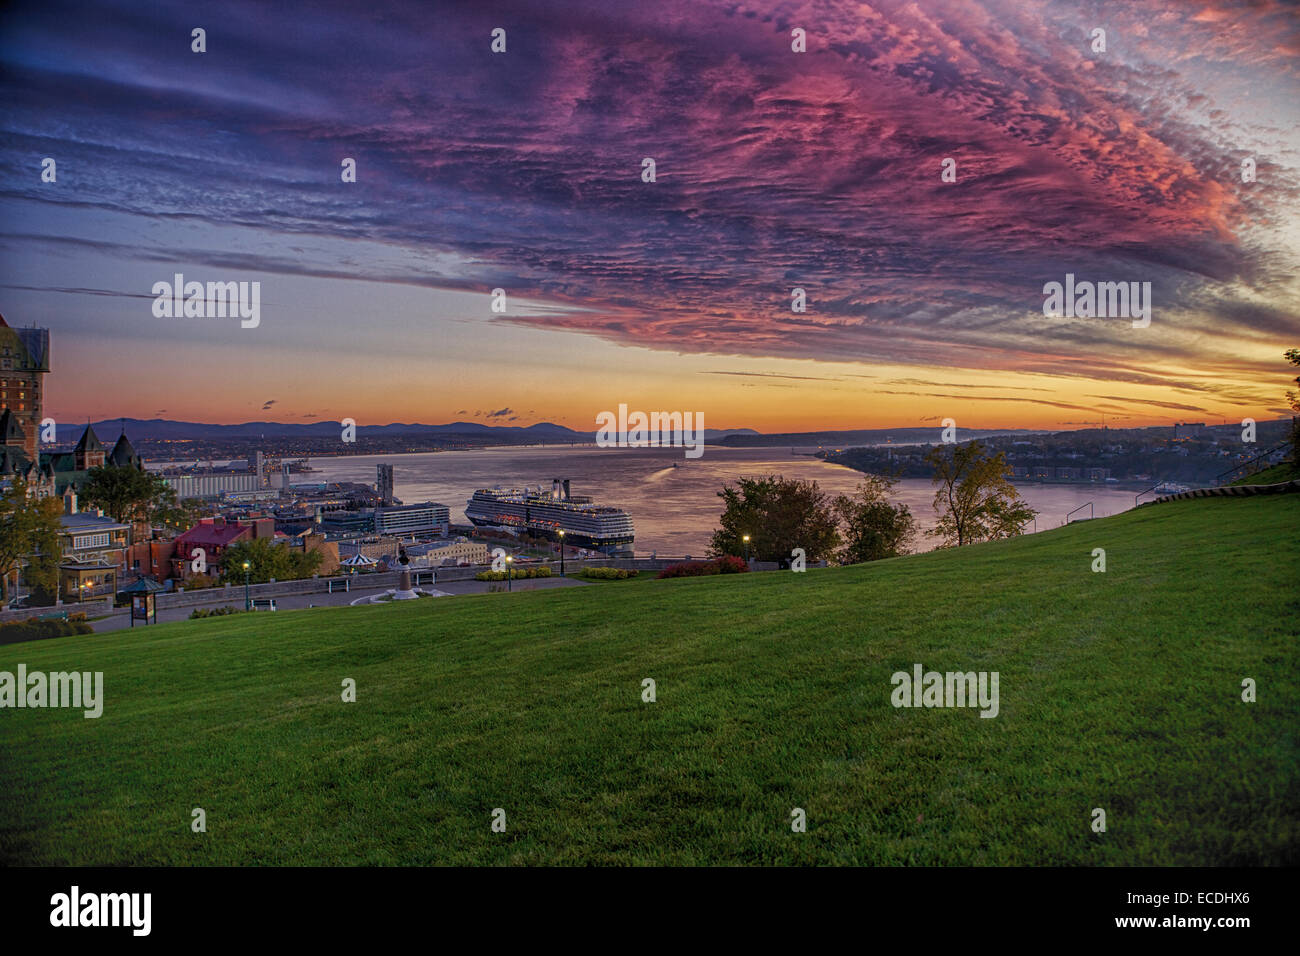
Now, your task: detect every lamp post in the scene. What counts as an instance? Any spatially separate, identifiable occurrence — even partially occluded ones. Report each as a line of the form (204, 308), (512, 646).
(243, 560), (251, 610)
(506, 555), (513, 592)
(558, 530), (565, 577)
(742, 534), (750, 566)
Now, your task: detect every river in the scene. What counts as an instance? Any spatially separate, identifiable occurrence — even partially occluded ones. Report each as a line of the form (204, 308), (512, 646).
(284, 445), (1140, 556)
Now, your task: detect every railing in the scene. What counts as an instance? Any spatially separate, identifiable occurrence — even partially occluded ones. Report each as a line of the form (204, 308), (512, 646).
(1212, 439), (1293, 486)
(1135, 486), (1159, 506)
(1065, 502), (1094, 523)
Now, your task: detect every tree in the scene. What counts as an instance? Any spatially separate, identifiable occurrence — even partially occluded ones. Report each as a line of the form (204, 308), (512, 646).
(0, 481), (62, 604)
(834, 475), (917, 563)
(80, 465), (175, 528)
(710, 475), (841, 563)
(1285, 348), (1299, 466)
(926, 441), (1036, 547)
(219, 538), (322, 584)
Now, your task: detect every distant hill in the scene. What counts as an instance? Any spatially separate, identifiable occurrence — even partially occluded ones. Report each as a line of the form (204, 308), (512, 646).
(57, 419), (767, 443)
(59, 418), (587, 441)
(716, 426), (1037, 447)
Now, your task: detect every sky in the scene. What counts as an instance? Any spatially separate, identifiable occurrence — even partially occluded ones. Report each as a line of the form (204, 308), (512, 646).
(1, 0), (1298, 433)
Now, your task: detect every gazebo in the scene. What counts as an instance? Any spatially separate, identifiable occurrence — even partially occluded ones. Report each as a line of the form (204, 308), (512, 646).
(120, 575), (166, 626)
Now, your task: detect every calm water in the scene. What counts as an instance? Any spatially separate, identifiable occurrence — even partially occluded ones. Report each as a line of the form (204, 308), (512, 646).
(292, 445), (1139, 556)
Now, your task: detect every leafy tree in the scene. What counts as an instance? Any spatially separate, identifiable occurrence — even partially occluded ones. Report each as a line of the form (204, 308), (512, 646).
(834, 475), (917, 563)
(0, 481), (62, 604)
(1285, 348), (1300, 466)
(710, 475), (841, 563)
(926, 441), (1036, 547)
(80, 465), (178, 528)
(219, 538), (322, 584)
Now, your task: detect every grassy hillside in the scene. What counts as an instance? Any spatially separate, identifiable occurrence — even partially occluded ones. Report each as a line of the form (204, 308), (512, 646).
(2, 496), (1297, 866)
(1232, 461), (1299, 485)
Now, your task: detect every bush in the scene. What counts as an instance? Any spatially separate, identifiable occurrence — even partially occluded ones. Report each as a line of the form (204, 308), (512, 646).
(474, 566), (553, 582)
(189, 606), (244, 619)
(658, 557), (749, 579)
(0, 617), (95, 645)
(713, 555), (748, 574)
(577, 567), (639, 580)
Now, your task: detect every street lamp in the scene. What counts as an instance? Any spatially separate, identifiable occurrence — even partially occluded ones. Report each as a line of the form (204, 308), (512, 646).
(506, 555), (513, 592)
(243, 560), (251, 610)
(742, 534), (750, 565)
(558, 530), (565, 577)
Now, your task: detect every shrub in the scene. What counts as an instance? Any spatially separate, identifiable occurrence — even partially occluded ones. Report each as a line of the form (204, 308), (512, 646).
(189, 606), (244, 619)
(658, 557), (749, 579)
(474, 566), (553, 582)
(713, 555), (748, 574)
(0, 617), (95, 645)
(577, 567), (639, 580)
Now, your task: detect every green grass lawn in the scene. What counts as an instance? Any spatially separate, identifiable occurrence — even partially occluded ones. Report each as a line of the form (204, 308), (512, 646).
(2, 496), (1297, 865)
(1232, 461), (1299, 485)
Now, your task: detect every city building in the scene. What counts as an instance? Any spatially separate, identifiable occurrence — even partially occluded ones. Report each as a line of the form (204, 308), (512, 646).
(376, 463), (395, 506)
(335, 535), (405, 564)
(0, 408), (55, 498)
(163, 471), (265, 500)
(57, 491), (130, 601)
(0, 314), (50, 461)
(376, 502), (449, 536)
(126, 537), (179, 586)
(169, 516), (275, 579)
(407, 537), (489, 567)
(318, 501), (450, 537)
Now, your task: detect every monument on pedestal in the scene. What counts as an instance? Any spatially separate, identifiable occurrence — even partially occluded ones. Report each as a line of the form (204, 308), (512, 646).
(392, 546), (420, 600)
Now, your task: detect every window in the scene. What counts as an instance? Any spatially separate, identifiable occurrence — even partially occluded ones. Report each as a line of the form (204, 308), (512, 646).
(73, 532), (110, 549)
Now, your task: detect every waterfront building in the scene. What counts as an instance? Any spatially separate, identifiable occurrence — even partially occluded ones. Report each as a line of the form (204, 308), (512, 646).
(163, 471), (265, 500)
(318, 501), (450, 537)
(376, 463), (395, 506)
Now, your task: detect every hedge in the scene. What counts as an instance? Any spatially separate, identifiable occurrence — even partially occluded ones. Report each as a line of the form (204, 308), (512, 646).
(475, 566), (553, 581)
(576, 567), (639, 580)
(0, 617), (95, 646)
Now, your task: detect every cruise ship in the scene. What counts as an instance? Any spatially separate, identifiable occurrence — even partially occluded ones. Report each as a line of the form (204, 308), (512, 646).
(465, 479), (635, 555)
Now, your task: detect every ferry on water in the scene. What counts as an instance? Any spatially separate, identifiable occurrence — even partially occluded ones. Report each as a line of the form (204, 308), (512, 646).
(465, 479), (635, 555)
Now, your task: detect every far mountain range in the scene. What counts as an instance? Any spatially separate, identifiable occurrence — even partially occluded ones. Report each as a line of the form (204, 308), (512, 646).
(60, 418), (1035, 446)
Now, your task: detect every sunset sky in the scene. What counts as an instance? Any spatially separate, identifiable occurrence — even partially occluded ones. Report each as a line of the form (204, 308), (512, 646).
(1, 0), (1297, 433)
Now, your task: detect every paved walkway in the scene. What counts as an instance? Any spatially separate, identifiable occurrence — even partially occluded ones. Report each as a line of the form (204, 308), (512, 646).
(90, 575), (589, 633)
